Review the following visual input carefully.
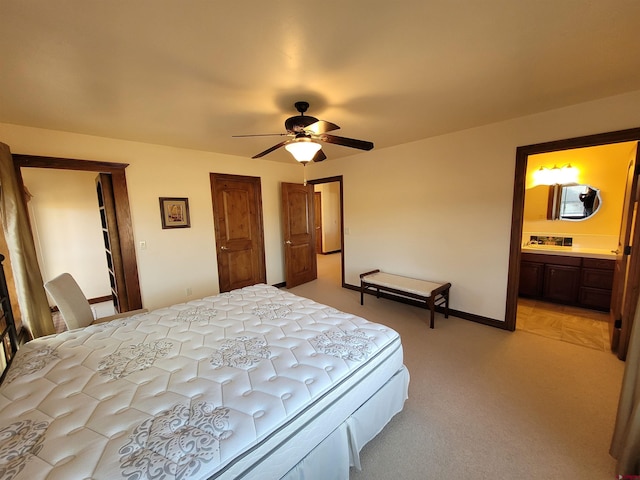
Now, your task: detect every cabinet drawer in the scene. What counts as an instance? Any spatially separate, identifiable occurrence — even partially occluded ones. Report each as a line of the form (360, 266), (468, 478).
(581, 268), (614, 290)
(520, 253), (581, 266)
(582, 258), (615, 270)
(579, 287), (612, 311)
(521, 253), (544, 264)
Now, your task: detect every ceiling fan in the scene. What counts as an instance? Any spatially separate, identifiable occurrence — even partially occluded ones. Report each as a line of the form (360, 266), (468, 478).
(234, 101), (374, 164)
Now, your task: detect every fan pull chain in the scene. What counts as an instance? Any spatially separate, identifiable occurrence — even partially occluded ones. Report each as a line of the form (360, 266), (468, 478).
(303, 164), (307, 186)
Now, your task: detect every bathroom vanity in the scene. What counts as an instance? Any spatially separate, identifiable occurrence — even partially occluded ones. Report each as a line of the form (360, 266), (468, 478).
(519, 247), (615, 311)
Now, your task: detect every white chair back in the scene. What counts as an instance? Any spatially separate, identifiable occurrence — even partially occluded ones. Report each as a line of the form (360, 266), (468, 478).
(44, 273), (95, 330)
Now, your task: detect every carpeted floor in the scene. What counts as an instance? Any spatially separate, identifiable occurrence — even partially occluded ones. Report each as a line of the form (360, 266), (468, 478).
(289, 254), (624, 480)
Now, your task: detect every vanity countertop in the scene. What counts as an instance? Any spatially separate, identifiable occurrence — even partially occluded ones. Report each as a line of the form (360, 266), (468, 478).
(521, 245), (616, 260)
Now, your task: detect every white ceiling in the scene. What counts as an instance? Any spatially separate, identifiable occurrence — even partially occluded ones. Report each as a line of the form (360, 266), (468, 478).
(2, 1), (640, 163)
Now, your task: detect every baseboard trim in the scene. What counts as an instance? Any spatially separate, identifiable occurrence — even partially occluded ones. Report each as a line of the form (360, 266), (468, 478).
(89, 295), (113, 305)
(343, 283), (508, 330)
(50, 294), (113, 313)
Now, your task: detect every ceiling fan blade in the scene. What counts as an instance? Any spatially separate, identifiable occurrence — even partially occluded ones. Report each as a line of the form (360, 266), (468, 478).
(252, 140), (290, 158)
(306, 120), (340, 135)
(233, 133), (287, 137)
(312, 149), (327, 162)
(319, 134), (374, 151)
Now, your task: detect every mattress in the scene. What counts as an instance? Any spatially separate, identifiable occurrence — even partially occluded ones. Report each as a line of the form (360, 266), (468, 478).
(0, 284), (407, 479)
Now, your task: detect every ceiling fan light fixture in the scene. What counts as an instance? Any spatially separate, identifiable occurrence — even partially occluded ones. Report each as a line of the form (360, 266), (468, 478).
(238, 102), (373, 160)
(285, 139), (322, 163)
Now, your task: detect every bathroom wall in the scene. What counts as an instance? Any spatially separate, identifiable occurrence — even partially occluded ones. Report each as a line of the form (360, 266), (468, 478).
(522, 141), (637, 250)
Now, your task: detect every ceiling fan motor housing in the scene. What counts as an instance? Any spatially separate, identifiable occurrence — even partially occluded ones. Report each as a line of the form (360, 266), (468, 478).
(285, 115), (319, 133)
(284, 101), (317, 133)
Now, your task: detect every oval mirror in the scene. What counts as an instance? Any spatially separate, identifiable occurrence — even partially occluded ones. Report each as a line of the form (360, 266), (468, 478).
(547, 184), (601, 221)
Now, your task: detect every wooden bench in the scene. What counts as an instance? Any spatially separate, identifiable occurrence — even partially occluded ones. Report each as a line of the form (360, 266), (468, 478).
(360, 270), (451, 328)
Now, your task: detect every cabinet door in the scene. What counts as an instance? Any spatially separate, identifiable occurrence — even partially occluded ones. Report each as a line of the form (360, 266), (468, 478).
(543, 264), (580, 304)
(519, 261), (544, 297)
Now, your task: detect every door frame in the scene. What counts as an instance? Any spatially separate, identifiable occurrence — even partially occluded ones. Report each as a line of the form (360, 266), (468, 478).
(12, 154), (143, 311)
(505, 127), (640, 332)
(314, 191), (323, 254)
(307, 176), (345, 288)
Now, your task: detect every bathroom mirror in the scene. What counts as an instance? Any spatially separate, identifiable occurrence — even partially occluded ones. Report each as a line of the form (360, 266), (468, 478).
(547, 184), (601, 221)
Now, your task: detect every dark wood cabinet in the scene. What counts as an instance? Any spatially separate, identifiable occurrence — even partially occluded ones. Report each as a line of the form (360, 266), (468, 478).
(520, 253), (614, 310)
(543, 264), (580, 303)
(519, 260), (544, 297)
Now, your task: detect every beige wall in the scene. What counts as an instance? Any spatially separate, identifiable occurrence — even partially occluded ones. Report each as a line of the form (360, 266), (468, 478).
(2, 89), (640, 320)
(310, 90), (640, 321)
(0, 125), (302, 309)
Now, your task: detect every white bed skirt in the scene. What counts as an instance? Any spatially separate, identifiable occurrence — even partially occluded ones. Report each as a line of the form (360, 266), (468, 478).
(281, 366), (409, 480)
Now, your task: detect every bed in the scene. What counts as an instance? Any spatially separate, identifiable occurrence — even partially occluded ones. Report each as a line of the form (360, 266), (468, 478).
(0, 283), (408, 479)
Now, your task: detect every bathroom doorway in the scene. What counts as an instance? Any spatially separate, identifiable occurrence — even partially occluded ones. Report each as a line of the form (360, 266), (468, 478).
(506, 128), (640, 359)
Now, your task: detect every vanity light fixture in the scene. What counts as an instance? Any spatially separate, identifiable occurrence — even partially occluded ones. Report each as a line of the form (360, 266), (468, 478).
(533, 164), (578, 185)
(556, 164), (578, 184)
(533, 166), (553, 186)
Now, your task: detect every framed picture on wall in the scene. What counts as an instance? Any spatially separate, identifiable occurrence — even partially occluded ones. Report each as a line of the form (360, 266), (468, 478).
(159, 197), (191, 229)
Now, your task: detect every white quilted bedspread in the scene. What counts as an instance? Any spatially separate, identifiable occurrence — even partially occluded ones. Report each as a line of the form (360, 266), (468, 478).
(0, 284), (401, 480)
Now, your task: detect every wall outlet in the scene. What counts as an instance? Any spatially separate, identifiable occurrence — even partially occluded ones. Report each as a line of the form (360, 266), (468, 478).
(185, 287), (192, 296)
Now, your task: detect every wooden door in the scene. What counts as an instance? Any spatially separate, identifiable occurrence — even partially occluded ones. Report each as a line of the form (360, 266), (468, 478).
(611, 147), (639, 356)
(616, 147), (640, 359)
(282, 182), (317, 288)
(314, 192), (323, 254)
(210, 174), (266, 292)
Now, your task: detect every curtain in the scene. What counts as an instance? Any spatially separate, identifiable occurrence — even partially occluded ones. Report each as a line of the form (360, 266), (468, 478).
(611, 295), (640, 474)
(0, 142), (55, 338)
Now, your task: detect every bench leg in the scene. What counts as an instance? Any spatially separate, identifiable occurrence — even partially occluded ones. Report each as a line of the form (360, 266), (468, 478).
(428, 296), (435, 329)
(360, 282), (364, 305)
(444, 289), (450, 318)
